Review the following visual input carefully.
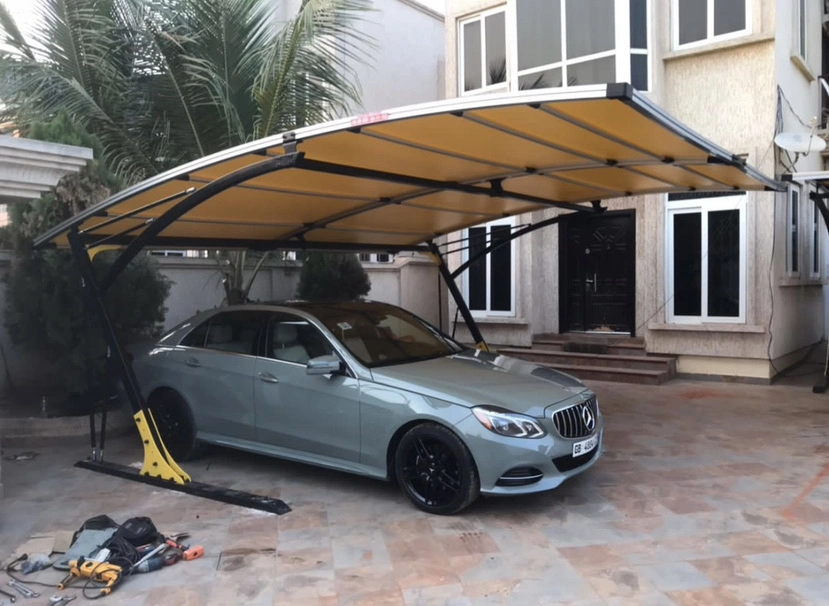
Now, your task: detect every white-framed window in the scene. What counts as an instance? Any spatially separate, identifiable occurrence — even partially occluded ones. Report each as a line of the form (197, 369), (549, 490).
(358, 253), (394, 263)
(792, 0), (810, 69)
(666, 194), (746, 324)
(630, 0), (650, 91)
(459, 0), (651, 95)
(810, 191), (821, 279)
(459, 6), (508, 95)
(462, 218), (516, 316)
(787, 185), (801, 276)
(672, 0), (750, 50)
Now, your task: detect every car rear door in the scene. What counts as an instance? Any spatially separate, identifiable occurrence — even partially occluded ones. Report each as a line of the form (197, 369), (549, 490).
(171, 310), (267, 441)
(254, 311), (361, 463)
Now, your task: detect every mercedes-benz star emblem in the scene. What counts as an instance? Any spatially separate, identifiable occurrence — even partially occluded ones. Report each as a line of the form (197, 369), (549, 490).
(581, 405), (596, 431)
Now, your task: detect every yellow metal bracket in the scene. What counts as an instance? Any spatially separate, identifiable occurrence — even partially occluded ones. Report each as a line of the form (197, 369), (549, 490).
(134, 410), (191, 484)
(87, 245), (122, 260)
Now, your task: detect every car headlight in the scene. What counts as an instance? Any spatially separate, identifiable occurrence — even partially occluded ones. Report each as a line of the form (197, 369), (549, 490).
(472, 406), (547, 439)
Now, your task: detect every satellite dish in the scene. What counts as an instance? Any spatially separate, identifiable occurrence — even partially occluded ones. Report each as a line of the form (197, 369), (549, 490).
(774, 131), (827, 154)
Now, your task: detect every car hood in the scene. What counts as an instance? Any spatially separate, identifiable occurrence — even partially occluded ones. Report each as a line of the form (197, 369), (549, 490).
(368, 349), (589, 417)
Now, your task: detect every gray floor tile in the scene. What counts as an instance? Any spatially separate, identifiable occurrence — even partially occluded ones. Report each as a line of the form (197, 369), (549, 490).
(787, 575), (829, 606)
(634, 562), (714, 592)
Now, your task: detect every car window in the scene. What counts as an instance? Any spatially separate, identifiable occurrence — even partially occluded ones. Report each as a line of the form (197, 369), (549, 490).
(296, 303), (463, 368)
(185, 311), (266, 356)
(265, 313), (335, 365)
(180, 320), (209, 348)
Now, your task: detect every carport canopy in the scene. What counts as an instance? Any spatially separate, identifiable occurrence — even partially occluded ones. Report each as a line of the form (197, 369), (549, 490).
(32, 82), (784, 490)
(35, 83), (782, 255)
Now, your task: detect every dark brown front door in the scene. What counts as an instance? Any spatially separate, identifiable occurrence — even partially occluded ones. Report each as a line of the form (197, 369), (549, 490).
(560, 212), (635, 334)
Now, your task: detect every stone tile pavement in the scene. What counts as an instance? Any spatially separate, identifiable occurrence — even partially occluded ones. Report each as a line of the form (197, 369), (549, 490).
(1, 378), (828, 605)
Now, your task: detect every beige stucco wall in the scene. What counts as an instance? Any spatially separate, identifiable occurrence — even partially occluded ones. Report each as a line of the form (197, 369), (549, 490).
(440, 0), (825, 375)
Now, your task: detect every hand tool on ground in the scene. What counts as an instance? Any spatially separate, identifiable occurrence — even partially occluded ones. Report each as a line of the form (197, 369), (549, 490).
(47, 595), (76, 606)
(7, 580), (38, 598)
(0, 587), (16, 602)
(128, 542), (167, 574)
(58, 559), (122, 597)
(164, 537), (204, 561)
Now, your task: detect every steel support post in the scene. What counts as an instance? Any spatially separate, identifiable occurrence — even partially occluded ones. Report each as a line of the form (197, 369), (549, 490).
(428, 242), (489, 351)
(810, 192), (829, 393)
(68, 229), (190, 484)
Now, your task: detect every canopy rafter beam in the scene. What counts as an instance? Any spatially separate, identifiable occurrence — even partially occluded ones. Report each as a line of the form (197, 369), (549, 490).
(292, 157), (595, 214)
(80, 187), (196, 236)
(100, 152), (302, 293)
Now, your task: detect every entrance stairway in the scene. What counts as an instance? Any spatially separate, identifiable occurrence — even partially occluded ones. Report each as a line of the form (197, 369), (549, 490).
(496, 334), (677, 385)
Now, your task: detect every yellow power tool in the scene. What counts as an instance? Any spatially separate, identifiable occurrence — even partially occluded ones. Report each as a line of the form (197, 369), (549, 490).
(59, 558), (123, 596)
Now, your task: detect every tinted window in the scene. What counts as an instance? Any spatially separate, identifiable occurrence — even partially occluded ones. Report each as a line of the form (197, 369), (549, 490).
(180, 321), (209, 348)
(265, 313), (335, 365)
(296, 303), (463, 368)
(195, 311), (266, 356)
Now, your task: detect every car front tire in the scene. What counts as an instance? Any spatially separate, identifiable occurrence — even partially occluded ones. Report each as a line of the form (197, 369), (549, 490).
(394, 422), (480, 515)
(146, 389), (201, 462)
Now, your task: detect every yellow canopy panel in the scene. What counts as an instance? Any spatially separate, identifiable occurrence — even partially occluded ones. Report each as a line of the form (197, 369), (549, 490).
(35, 83), (783, 252)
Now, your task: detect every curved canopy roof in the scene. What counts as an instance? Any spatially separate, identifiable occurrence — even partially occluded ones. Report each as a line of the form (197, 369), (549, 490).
(35, 83), (782, 252)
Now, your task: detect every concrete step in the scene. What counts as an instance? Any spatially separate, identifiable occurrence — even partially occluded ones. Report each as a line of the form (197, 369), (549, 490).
(499, 347), (676, 372)
(498, 346), (676, 385)
(532, 335), (647, 357)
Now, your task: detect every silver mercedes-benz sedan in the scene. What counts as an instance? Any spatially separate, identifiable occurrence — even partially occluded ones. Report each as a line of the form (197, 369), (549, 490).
(129, 300), (603, 514)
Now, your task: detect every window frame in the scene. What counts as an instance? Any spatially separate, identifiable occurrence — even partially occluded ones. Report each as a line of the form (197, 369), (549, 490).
(665, 194), (747, 324)
(791, 0), (812, 76)
(358, 252), (394, 263)
(458, 0), (651, 95)
(458, 5), (509, 96)
(461, 217), (517, 318)
(671, 0), (751, 51)
(629, 0), (651, 91)
(810, 188), (821, 280)
(787, 185), (801, 277)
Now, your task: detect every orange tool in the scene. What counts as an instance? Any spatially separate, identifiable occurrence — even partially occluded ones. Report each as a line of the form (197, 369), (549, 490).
(165, 538), (204, 561)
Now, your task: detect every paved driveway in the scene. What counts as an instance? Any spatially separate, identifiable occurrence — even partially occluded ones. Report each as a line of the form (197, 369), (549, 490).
(2, 379), (828, 605)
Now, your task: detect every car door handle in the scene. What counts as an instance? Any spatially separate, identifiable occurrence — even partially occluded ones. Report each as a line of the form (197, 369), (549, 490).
(185, 357), (200, 367)
(258, 372), (279, 384)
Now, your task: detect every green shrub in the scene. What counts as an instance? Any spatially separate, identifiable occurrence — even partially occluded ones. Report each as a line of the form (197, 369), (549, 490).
(3, 114), (171, 401)
(296, 252), (371, 302)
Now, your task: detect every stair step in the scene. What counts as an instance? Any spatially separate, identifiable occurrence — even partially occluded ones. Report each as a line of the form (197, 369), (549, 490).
(499, 347), (676, 373)
(536, 363), (669, 385)
(532, 338), (647, 356)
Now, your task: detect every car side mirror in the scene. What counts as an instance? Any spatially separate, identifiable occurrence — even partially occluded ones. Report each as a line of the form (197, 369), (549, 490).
(306, 355), (343, 376)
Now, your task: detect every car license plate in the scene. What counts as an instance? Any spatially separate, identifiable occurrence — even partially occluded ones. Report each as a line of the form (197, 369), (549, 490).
(572, 434), (598, 457)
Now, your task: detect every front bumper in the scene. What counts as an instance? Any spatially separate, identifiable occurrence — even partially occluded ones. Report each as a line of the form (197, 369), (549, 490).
(455, 412), (604, 496)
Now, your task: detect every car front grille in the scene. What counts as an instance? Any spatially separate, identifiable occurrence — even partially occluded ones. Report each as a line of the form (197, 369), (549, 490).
(552, 396), (598, 439)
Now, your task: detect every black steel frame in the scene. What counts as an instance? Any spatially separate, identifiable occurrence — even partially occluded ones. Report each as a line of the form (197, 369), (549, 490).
(70, 147), (597, 464)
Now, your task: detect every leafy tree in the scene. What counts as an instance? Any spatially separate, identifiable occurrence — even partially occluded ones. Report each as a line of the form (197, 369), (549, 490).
(2, 113), (171, 403)
(296, 252), (371, 301)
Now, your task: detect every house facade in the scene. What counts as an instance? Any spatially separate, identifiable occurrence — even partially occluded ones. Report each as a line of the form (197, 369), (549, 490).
(443, 0), (828, 381)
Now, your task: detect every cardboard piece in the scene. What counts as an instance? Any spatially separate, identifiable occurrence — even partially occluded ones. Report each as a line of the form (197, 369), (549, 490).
(14, 534), (54, 557)
(52, 531), (75, 554)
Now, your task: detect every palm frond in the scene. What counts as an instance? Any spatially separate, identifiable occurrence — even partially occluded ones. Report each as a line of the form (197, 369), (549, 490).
(0, 2), (35, 59)
(252, 0), (375, 137)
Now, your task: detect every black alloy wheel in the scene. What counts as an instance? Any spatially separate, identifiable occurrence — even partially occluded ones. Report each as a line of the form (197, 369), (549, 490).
(146, 389), (200, 462)
(395, 423), (479, 515)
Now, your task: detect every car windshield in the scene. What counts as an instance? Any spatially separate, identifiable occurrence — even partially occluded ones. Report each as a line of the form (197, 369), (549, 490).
(297, 302), (465, 368)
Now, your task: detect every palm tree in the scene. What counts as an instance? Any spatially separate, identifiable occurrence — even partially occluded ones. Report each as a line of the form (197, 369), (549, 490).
(0, 0), (373, 181)
(0, 0), (375, 302)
